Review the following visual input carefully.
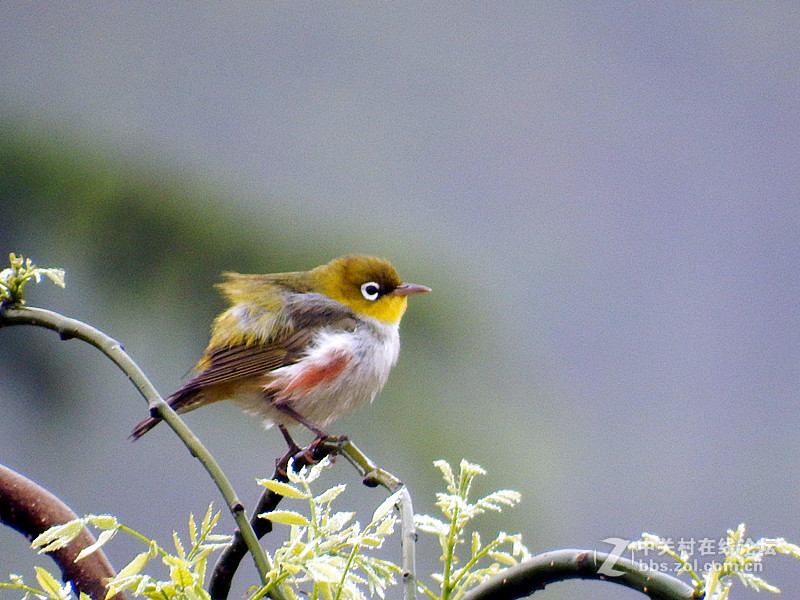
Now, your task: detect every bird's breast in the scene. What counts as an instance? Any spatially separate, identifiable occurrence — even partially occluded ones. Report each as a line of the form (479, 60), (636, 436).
(242, 318), (401, 428)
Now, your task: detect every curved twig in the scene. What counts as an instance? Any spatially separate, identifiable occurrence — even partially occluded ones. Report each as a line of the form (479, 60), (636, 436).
(0, 463), (126, 600)
(460, 548), (699, 600)
(0, 306), (278, 596)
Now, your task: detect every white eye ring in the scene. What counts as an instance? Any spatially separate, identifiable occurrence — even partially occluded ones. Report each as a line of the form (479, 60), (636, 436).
(361, 281), (381, 301)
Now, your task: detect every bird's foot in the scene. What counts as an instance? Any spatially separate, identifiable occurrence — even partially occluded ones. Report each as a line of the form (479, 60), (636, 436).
(275, 433), (348, 478)
(303, 434), (349, 464)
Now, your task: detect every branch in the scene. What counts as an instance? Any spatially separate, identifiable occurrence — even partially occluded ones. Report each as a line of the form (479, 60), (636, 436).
(0, 306), (280, 597)
(0, 463), (126, 600)
(460, 549), (698, 600)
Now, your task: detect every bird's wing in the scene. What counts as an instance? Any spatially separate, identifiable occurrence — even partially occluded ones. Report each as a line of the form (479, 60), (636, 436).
(167, 293), (358, 408)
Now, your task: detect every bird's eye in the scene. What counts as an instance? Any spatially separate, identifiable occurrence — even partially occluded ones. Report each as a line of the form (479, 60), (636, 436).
(360, 281), (381, 301)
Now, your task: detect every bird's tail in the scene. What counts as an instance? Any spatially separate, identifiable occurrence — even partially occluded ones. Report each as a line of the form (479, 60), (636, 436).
(129, 414), (161, 440)
(128, 383), (210, 441)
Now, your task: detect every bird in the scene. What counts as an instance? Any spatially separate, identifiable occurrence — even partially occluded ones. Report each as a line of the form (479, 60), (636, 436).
(130, 255), (430, 452)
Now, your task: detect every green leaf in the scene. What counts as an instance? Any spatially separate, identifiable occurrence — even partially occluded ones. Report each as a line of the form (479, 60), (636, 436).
(199, 507), (212, 535)
(36, 268), (66, 288)
(371, 490), (402, 524)
(471, 532), (481, 557)
(475, 490), (521, 512)
(305, 559), (342, 583)
(0, 254), (66, 305)
(371, 518), (395, 541)
(326, 511), (356, 534)
(302, 457), (332, 484)
(488, 551), (517, 566)
(87, 515), (118, 530)
(169, 564), (194, 588)
(192, 545), (216, 566)
(359, 535), (383, 548)
(258, 479), (307, 499)
(116, 550), (153, 580)
(316, 581), (335, 600)
(188, 512), (198, 546)
(458, 460), (486, 478)
(735, 573), (780, 593)
(173, 531), (185, 559)
(433, 460), (456, 492)
(315, 484), (346, 505)
(261, 510), (311, 526)
(414, 515), (446, 535)
(201, 504), (219, 534)
(32, 520), (86, 553)
(76, 528), (118, 561)
(34, 567), (64, 597)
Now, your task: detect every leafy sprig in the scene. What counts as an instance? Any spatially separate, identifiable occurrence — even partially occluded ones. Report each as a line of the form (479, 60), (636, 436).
(256, 457), (401, 600)
(629, 524), (800, 600)
(29, 506), (231, 600)
(414, 460), (529, 600)
(0, 568), (87, 600)
(0, 253), (65, 307)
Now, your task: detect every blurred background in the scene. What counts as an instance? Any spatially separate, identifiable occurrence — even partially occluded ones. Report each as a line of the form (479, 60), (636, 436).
(2, 4), (799, 599)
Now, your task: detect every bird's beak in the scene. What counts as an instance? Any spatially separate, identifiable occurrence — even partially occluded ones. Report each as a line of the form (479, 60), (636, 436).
(391, 282), (432, 296)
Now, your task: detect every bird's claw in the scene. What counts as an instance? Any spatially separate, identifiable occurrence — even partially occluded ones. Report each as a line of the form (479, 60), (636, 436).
(275, 434), (349, 479)
(303, 434), (348, 463)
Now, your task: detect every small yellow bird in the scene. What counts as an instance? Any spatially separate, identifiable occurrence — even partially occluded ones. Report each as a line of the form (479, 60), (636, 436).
(130, 255), (430, 449)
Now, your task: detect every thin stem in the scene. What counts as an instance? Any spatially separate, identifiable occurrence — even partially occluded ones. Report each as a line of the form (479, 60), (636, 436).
(441, 502), (460, 600)
(416, 579), (438, 600)
(0, 306), (281, 599)
(662, 546), (704, 587)
(0, 582), (50, 597)
(116, 525), (169, 558)
(451, 538), (501, 594)
(334, 537), (362, 600)
(303, 477), (320, 540)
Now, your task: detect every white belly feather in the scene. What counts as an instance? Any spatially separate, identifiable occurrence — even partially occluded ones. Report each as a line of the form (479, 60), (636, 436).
(231, 318), (400, 429)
